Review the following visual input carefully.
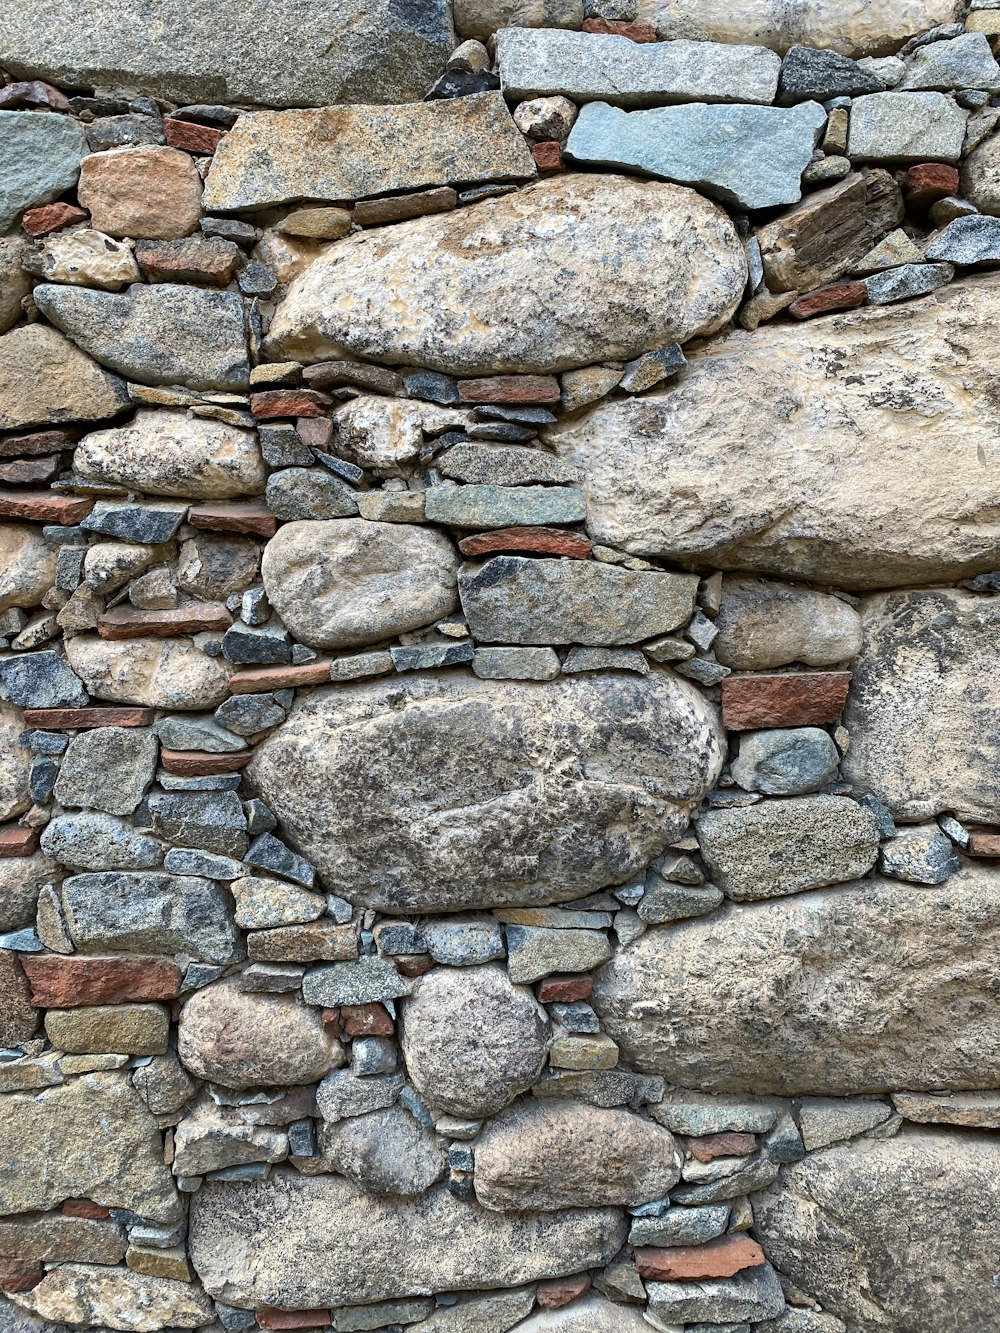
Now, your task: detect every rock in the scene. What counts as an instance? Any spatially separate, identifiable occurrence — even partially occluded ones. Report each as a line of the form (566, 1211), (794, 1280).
(0, 854), (60, 933)
(460, 557), (697, 645)
(172, 1103), (286, 1176)
(0, 1214), (126, 1265)
(318, 1105), (445, 1197)
(900, 32), (1000, 92)
(35, 229), (140, 291)
(60, 871), (241, 963)
(439, 447), (580, 487)
(496, 29), (780, 106)
(44, 1004), (169, 1057)
(260, 519), (458, 651)
(475, 1100), (679, 1211)
(630, 1203), (730, 1247)
(232, 877), (325, 929)
(334, 396), (471, 473)
(798, 1097), (894, 1152)
(189, 1172), (626, 1307)
(0, 526), (56, 616)
(455, 0), (582, 40)
(926, 213), (1000, 264)
(0, 325), (129, 432)
(0, 1071), (180, 1220)
(645, 1264), (784, 1325)
(314, 1069), (403, 1122)
(880, 825), (960, 885)
(41, 811), (162, 872)
(148, 790), (247, 858)
(548, 277), (1000, 587)
(843, 589), (1000, 821)
(33, 284), (250, 392)
(399, 965), (550, 1118)
(65, 636), (232, 710)
(506, 927), (612, 984)
(891, 1090), (1000, 1128)
(713, 579), (862, 670)
(778, 46), (884, 104)
(961, 131), (1000, 215)
(473, 647), (562, 680)
(638, 880), (722, 923)
(0, 111), (87, 232)
(730, 729), (840, 796)
(0, 0), (453, 108)
(266, 469), (358, 522)
(497, 1297), (648, 1330)
(53, 727), (157, 816)
(514, 96), (578, 141)
(0, 652), (87, 709)
(0, 952), (37, 1047)
(267, 175), (745, 374)
(251, 671), (723, 912)
(0, 239), (31, 336)
(205, 94), (532, 213)
(755, 1131), (1000, 1332)
(178, 535), (260, 600)
(864, 260), (954, 304)
(76, 147), (201, 240)
(697, 796), (878, 900)
(565, 100), (826, 210)
(11, 1265), (213, 1331)
(847, 93), (967, 164)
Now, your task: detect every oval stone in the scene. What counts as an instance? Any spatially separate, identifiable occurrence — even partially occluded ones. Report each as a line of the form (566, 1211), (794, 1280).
(266, 174), (747, 375)
(66, 636), (232, 710)
(249, 671), (723, 912)
(0, 524), (57, 614)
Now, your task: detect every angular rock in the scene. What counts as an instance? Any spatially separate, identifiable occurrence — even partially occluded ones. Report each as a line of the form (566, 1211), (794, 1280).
(266, 469), (357, 522)
(778, 45), (884, 104)
(22, 955), (179, 1008)
(76, 146), (202, 240)
(251, 671), (723, 912)
(506, 927), (611, 984)
(261, 519), (458, 652)
(497, 1297), (648, 1330)
(0, 653), (87, 710)
(455, 0), (583, 40)
(0, 111), (87, 233)
(473, 646), (561, 681)
(333, 396), (471, 472)
(880, 825), (960, 885)
(318, 1105), (445, 1197)
(0, 951), (36, 1047)
(721, 672), (851, 731)
(268, 175), (745, 375)
(900, 32), (1000, 92)
(891, 1090), (1000, 1128)
(730, 729), (840, 796)
(962, 130), (1000, 216)
(864, 260), (954, 305)
(0, 1214), (125, 1265)
(0, 239), (31, 337)
(460, 557), (697, 646)
(148, 790), (246, 858)
(645, 1264), (784, 1324)
(35, 229), (141, 291)
(40, 812), (162, 872)
(66, 636), (231, 710)
(547, 276), (1000, 586)
(34, 284), (250, 392)
(847, 92), (967, 165)
(0, 527), (56, 617)
(798, 1097), (894, 1152)
(425, 486), (585, 529)
(0, 326), (128, 433)
(926, 213), (1000, 266)
(53, 727), (158, 816)
(0, 853), (60, 933)
(172, 1102), (287, 1176)
(11, 1265), (213, 1331)
(189, 1172), (626, 1307)
(713, 578), (862, 670)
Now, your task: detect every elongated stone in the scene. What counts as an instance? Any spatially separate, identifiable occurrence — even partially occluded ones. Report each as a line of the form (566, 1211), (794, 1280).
(65, 636), (232, 710)
(11, 1264), (214, 1331)
(424, 485), (585, 529)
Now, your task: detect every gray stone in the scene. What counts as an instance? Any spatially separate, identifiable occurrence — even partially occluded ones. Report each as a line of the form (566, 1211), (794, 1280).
(0, 238), (31, 336)
(731, 728), (840, 796)
(497, 28), (780, 107)
(899, 32), (1000, 91)
(0, 652), (87, 709)
(649, 1093), (777, 1136)
(565, 100), (826, 211)
(0, 0), (454, 108)
(399, 965), (550, 1118)
(0, 854), (60, 934)
(318, 1105), (446, 1197)
(438, 446), (580, 486)
(755, 1313), (845, 1333)
(351, 1036), (396, 1077)
(314, 1069), (403, 1122)
(250, 671), (723, 912)
(472, 647), (561, 680)
(41, 812), (163, 872)
(0, 111), (87, 233)
(266, 469), (358, 522)
(551, 1003), (599, 1033)
(390, 642), (476, 672)
(926, 213), (1000, 264)
(961, 128), (1000, 215)
(244, 833), (315, 888)
(11, 1264), (214, 1329)
(148, 791), (247, 859)
(82, 502), (188, 545)
(637, 879), (723, 923)
(505, 926), (611, 984)
(618, 343), (686, 393)
(333, 1298), (435, 1333)
(423, 918), (506, 966)
(864, 261), (954, 304)
(166, 849), (243, 879)
(33, 284), (250, 392)
(177, 535), (260, 602)
(155, 715), (245, 754)
(798, 1097), (895, 1151)
(778, 46), (884, 104)
(327, 653), (395, 684)
(407, 1287), (537, 1333)
(498, 1299), (649, 1332)
(713, 579), (862, 670)
(426, 486), (585, 529)
(561, 647), (648, 675)
(60, 871), (241, 964)
(303, 957), (412, 1007)
(460, 557), (696, 646)
(629, 1203), (730, 1247)
(54, 727), (158, 815)
(879, 825), (960, 884)
(646, 1266), (785, 1324)
(172, 1103), (287, 1177)
(847, 92), (967, 163)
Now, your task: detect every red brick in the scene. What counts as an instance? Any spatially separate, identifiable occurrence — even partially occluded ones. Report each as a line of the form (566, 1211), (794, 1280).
(581, 17), (657, 40)
(536, 974), (594, 1004)
(458, 527), (592, 559)
(229, 662), (333, 693)
(531, 140), (562, 171)
(250, 390), (331, 421)
(395, 955), (433, 978)
(341, 1003), (394, 1037)
(22, 955), (181, 1008)
(904, 163), (960, 212)
(967, 833), (1000, 858)
(164, 117), (225, 155)
(0, 429), (75, 458)
(457, 375), (561, 405)
(0, 455), (61, 486)
(97, 603), (231, 640)
(354, 186), (457, 227)
(0, 79), (69, 110)
(256, 1311), (330, 1330)
(537, 1274), (591, 1310)
(61, 1199), (111, 1219)
(187, 504), (278, 538)
(687, 1132), (758, 1163)
(23, 706), (156, 730)
(21, 202), (89, 237)
(789, 281), (867, 320)
(0, 1259), (42, 1293)
(636, 1235), (765, 1282)
(0, 491), (93, 523)
(159, 749), (252, 776)
(721, 671), (851, 730)
(0, 824), (39, 858)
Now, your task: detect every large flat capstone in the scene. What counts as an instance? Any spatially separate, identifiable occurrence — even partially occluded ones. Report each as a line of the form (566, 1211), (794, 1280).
(266, 174), (746, 375)
(250, 671), (723, 913)
(592, 869), (1000, 1096)
(548, 276), (1000, 588)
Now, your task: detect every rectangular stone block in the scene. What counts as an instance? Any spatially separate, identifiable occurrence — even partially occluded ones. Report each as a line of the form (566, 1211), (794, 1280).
(22, 955), (181, 1008)
(23, 707), (157, 729)
(721, 671), (851, 729)
(43, 1003), (170, 1056)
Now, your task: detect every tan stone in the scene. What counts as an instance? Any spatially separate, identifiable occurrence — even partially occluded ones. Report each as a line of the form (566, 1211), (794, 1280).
(65, 635), (232, 709)
(0, 325), (128, 432)
(0, 1214), (125, 1264)
(891, 1090), (1000, 1128)
(0, 525), (57, 616)
(252, 230), (326, 285)
(77, 147), (203, 241)
(501, 1298), (650, 1332)
(11, 1263), (213, 1330)
(0, 238), (31, 336)
(334, 396), (472, 472)
(0, 852), (61, 933)
(961, 130), (1000, 216)
(0, 952), (37, 1048)
(455, 0), (582, 40)
(714, 577), (862, 670)
(0, 703), (31, 825)
(44, 1005), (169, 1057)
(36, 229), (141, 291)
(276, 207), (352, 241)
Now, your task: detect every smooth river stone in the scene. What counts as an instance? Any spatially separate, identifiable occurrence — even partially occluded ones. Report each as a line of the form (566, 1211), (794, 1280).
(65, 636), (232, 710)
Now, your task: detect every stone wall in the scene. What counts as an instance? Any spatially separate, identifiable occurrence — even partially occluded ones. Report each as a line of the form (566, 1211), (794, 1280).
(0, 3), (998, 1332)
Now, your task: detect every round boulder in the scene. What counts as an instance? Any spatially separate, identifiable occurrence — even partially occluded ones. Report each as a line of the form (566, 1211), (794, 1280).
(398, 965), (551, 1118)
(318, 1105), (446, 1197)
(260, 519), (459, 651)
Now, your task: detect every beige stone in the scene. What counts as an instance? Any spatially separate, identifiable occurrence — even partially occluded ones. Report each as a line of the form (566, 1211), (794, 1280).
(44, 1005), (169, 1057)
(0, 852), (61, 933)
(78, 147), (203, 241)
(0, 1213), (125, 1264)
(0, 525), (57, 616)
(548, 276), (1000, 588)
(891, 1090), (1000, 1128)
(11, 1264), (213, 1331)
(66, 635), (232, 709)
(231, 876), (326, 929)
(455, 0), (582, 40)
(961, 130), (1000, 216)
(507, 1299), (651, 1332)
(276, 207), (352, 241)
(267, 174), (746, 375)
(75, 410), (266, 500)
(0, 238), (31, 336)
(0, 703), (31, 825)
(714, 577), (862, 670)
(0, 951), (37, 1048)
(334, 396), (472, 472)
(0, 324), (128, 431)
(36, 229), (141, 291)
(83, 542), (166, 596)
(252, 230), (326, 285)
(172, 1102), (287, 1177)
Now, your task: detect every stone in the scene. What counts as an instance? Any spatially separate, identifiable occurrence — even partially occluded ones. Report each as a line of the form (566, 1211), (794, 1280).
(44, 1005), (169, 1056)
(880, 825), (960, 885)
(34, 229), (140, 291)
(178, 979), (343, 1089)
(455, 0), (583, 40)
(565, 100), (825, 211)
(60, 871), (240, 964)
(0, 111), (87, 233)
(439, 446), (580, 487)
(303, 958), (411, 1008)
(514, 96), (578, 141)
(638, 880), (722, 923)
(864, 261), (954, 304)
(630, 1204), (730, 1247)
(33, 285), (249, 392)
(645, 1265), (785, 1324)
(22, 955), (179, 1008)
(847, 93), (967, 165)
(637, 1235), (764, 1281)
(755, 1132), (1000, 1332)
(473, 647), (561, 680)
(778, 46), (884, 104)
(247, 923), (355, 963)
(721, 673), (851, 731)
(173, 1104), (286, 1176)
(426, 485), (584, 529)
(0, 240), (30, 337)
(187, 503), (276, 538)
(177, 536), (260, 601)
(65, 636), (231, 709)
(21, 200), (88, 236)
(53, 727), (158, 816)
(0, 326), (128, 433)
(0, 527), (57, 617)
(0, 853), (59, 933)
(408, 1287), (538, 1333)
(135, 236), (241, 286)
(927, 213), (1000, 264)
(713, 579), (862, 670)
(506, 928), (611, 984)
(189, 1173), (626, 1307)
(40, 812), (162, 872)
(148, 790), (247, 857)
(460, 558), (696, 646)
(75, 147), (201, 240)
(900, 31), (1000, 91)
(505, 1298), (649, 1331)
(11, 1265), (213, 1331)
(891, 1090), (1000, 1128)
(318, 1105), (445, 1197)
(798, 1097), (894, 1151)
(459, 528), (592, 561)
(730, 729), (840, 796)
(0, 1214), (125, 1265)
(268, 175), (745, 374)
(0, 1071), (180, 1220)
(496, 29), (780, 106)
(232, 877), (325, 930)
(0, 952), (36, 1047)
(962, 131), (1000, 215)
(0, 653), (87, 710)
(264, 470), (358, 522)
(252, 670), (722, 912)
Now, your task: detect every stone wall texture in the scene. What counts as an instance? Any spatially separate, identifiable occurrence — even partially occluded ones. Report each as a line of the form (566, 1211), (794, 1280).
(0, 5), (998, 1333)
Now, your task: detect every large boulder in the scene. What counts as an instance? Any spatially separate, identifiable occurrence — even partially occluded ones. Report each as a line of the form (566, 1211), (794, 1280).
(267, 174), (746, 375)
(547, 277), (1000, 588)
(250, 671), (723, 912)
(188, 1172), (627, 1308)
(755, 1130), (1000, 1331)
(843, 589), (1000, 822)
(592, 869), (1000, 1096)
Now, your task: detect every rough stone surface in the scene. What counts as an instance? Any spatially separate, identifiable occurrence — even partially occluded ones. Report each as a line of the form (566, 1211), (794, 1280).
(44, 1004), (169, 1057)
(714, 579), (862, 670)
(11, 1265), (213, 1331)
(188, 1173), (626, 1307)
(75, 147), (202, 240)
(962, 130), (1000, 215)
(251, 672), (723, 912)
(0, 952), (37, 1048)
(0, 526), (57, 616)
(455, 0), (583, 40)
(0, 704), (31, 825)
(730, 729), (840, 796)
(593, 869), (1000, 1095)
(66, 636), (232, 710)
(504, 1298), (649, 1331)
(0, 111), (87, 233)
(53, 727), (158, 816)
(261, 520), (459, 651)
(36, 228), (140, 291)
(0, 325), (128, 432)
(0, 854), (60, 933)
(267, 175), (746, 375)
(0, 240), (31, 336)
(318, 1105), (446, 1197)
